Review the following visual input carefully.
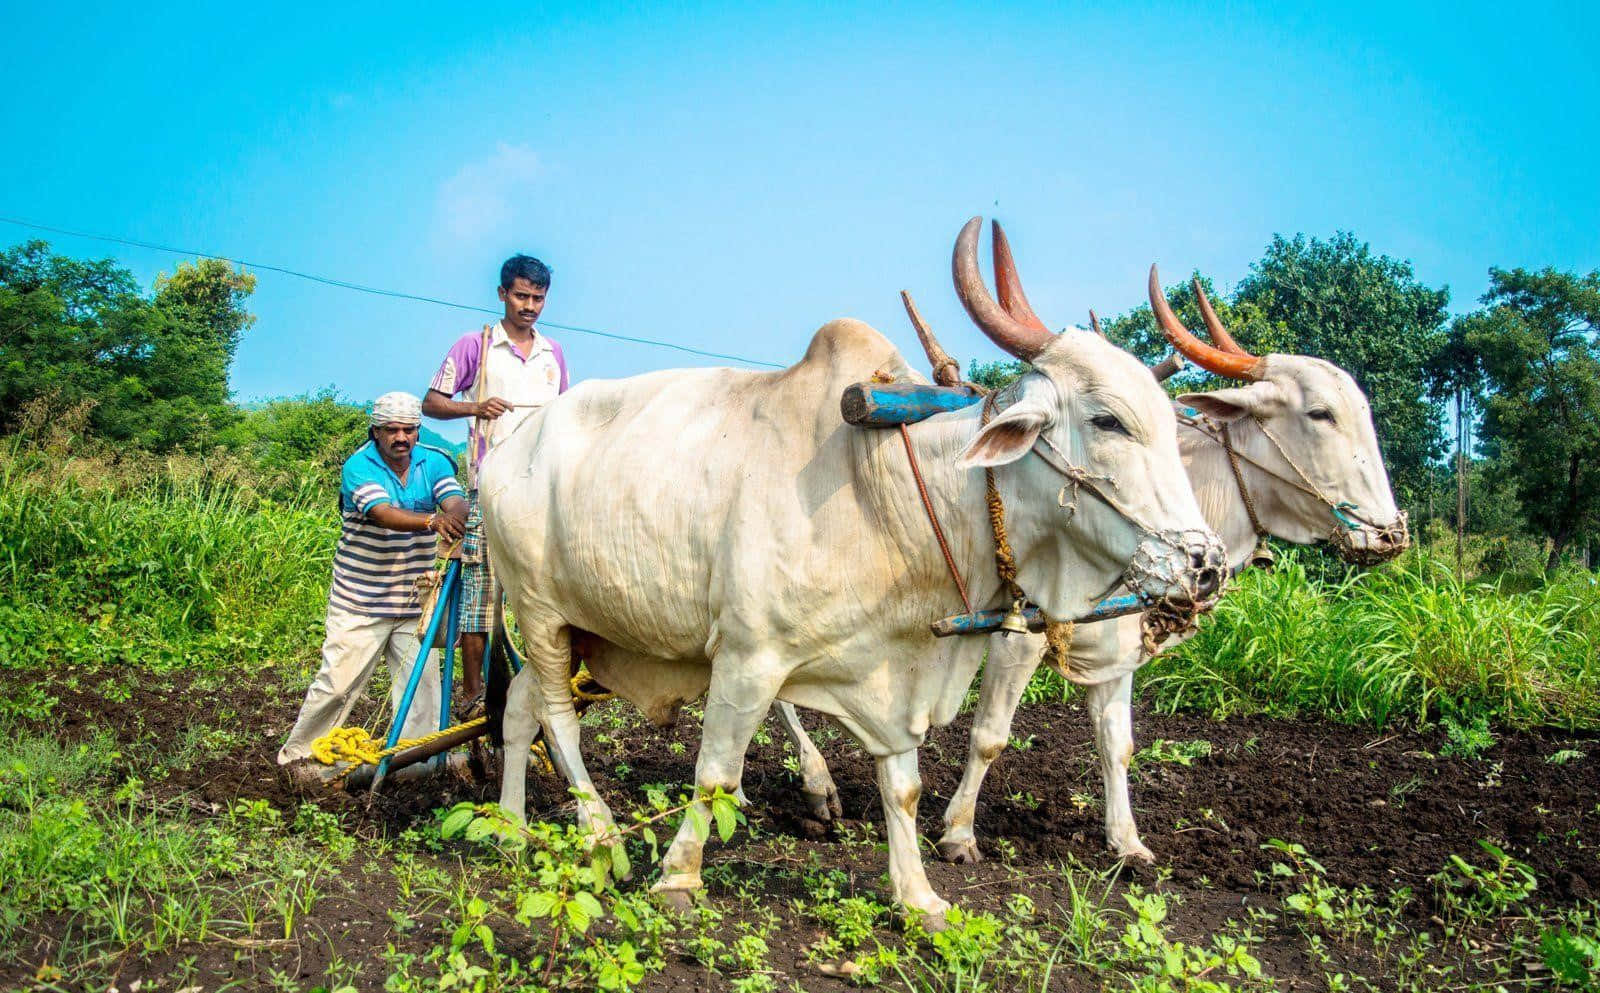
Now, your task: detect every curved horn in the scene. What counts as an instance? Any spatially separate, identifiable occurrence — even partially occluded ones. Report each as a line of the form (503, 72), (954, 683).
(953, 216), (1054, 361)
(1149, 265), (1262, 380)
(1191, 278), (1251, 356)
(990, 220), (1050, 333)
(1088, 309), (1105, 336)
(901, 290), (962, 387)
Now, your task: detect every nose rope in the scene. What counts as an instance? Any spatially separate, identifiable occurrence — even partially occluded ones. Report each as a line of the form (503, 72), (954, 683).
(1179, 411), (1410, 561)
(1218, 423), (1275, 568)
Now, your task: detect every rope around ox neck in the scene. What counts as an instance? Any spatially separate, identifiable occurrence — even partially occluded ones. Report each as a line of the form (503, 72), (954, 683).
(978, 394), (1085, 674)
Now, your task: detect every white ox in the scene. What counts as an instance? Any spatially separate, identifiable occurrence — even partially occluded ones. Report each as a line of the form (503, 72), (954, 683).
(480, 218), (1225, 923)
(775, 249), (1411, 864)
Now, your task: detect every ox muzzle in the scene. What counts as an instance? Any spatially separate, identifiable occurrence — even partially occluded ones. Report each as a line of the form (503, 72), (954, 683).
(1124, 527), (1229, 610)
(1329, 506), (1411, 567)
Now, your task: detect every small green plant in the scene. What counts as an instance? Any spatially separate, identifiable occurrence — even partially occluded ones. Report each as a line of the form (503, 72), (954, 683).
(438, 786), (741, 991)
(1006, 790), (1043, 811)
(1431, 840), (1537, 921)
(1440, 712), (1496, 759)
(1541, 924), (1600, 989)
(1388, 775), (1424, 808)
(291, 803), (355, 859)
(1114, 889), (1263, 992)
(1132, 738), (1213, 769)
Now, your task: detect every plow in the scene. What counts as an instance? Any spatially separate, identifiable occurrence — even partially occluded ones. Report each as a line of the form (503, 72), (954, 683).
(306, 558), (613, 793)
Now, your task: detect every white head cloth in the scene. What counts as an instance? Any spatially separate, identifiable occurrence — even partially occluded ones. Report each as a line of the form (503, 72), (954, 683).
(370, 391), (423, 427)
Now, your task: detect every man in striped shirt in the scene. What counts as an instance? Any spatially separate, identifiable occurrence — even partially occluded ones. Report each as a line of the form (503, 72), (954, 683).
(278, 392), (469, 788)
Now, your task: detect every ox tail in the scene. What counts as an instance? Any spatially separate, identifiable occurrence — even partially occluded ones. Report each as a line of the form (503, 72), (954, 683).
(484, 615), (515, 750)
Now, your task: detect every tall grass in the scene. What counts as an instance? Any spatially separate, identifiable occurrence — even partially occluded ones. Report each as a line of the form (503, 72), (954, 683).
(8, 432), (1599, 732)
(0, 438), (335, 674)
(1138, 550), (1600, 730)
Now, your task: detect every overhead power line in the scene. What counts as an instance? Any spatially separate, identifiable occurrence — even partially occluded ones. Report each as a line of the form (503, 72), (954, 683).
(0, 215), (787, 369)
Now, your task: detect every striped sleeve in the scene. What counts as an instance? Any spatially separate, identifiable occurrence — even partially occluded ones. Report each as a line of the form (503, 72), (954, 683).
(340, 445), (396, 516)
(433, 476), (465, 504)
(352, 483), (391, 514)
(416, 446), (465, 508)
(430, 331), (483, 397)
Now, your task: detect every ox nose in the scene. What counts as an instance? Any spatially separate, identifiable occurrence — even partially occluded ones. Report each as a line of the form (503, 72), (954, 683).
(1191, 550), (1223, 600)
(1125, 530), (1228, 608)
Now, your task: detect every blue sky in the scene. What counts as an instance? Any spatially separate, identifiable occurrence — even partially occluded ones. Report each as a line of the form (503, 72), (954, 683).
(5, 1), (1596, 440)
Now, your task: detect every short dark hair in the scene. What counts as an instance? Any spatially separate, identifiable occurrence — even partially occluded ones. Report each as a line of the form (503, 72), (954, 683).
(501, 254), (551, 290)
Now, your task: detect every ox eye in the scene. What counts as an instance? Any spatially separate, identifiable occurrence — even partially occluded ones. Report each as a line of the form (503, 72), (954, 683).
(1308, 408), (1336, 424)
(1091, 413), (1129, 436)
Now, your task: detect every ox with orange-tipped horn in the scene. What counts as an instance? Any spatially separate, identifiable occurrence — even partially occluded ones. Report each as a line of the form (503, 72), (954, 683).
(1148, 265), (1263, 380)
(952, 217), (1054, 361)
(1191, 278), (1248, 356)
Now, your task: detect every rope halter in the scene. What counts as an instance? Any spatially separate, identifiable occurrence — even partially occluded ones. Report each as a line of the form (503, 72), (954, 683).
(985, 392), (1228, 652)
(1182, 408), (1411, 567)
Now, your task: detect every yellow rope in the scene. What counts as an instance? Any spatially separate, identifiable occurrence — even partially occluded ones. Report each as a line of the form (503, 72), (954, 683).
(530, 740), (555, 775)
(1043, 619), (1077, 677)
(311, 717), (488, 766)
(571, 667), (613, 703)
(308, 668), (610, 770)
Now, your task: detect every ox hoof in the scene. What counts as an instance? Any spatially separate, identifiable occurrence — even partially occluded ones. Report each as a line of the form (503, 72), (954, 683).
(651, 888), (699, 916)
(803, 789), (843, 823)
(936, 837), (983, 865)
(900, 900), (952, 933)
(1111, 839), (1155, 864)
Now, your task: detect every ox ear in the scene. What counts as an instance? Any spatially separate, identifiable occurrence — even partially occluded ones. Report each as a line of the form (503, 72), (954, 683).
(1177, 382), (1286, 424)
(959, 397), (1053, 468)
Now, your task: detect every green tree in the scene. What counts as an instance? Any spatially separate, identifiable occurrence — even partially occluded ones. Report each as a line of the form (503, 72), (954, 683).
(1233, 233), (1450, 508)
(0, 241), (255, 449)
(1461, 267), (1600, 571)
(217, 391), (370, 498)
(966, 358), (1027, 392)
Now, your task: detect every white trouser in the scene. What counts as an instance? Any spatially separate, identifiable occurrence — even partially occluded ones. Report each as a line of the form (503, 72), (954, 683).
(277, 605), (443, 765)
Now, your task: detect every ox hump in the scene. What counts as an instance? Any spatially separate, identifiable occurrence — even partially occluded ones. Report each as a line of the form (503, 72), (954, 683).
(798, 319), (900, 371)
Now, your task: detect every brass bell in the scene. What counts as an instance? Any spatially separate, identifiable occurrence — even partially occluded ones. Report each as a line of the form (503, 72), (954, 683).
(1248, 537), (1276, 571)
(999, 599), (1030, 636)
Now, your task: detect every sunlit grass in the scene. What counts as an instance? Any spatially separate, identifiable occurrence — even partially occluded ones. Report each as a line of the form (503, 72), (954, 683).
(0, 439), (333, 675)
(1135, 550), (1600, 730)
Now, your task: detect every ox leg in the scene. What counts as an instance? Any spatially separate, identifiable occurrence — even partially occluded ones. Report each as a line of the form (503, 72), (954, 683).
(937, 633), (1040, 864)
(499, 622), (617, 841)
(1088, 673), (1152, 862)
(499, 663), (539, 821)
(773, 701), (843, 822)
(654, 659), (782, 903)
(877, 749), (950, 928)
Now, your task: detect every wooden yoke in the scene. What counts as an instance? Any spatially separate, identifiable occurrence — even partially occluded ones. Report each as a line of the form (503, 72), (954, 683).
(840, 381), (983, 427)
(840, 289), (985, 428)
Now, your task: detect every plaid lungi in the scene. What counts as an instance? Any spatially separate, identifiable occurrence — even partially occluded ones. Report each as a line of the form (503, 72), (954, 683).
(458, 490), (498, 634)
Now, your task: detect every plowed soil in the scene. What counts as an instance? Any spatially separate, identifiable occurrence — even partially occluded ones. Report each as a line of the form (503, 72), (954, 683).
(9, 667), (1599, 990)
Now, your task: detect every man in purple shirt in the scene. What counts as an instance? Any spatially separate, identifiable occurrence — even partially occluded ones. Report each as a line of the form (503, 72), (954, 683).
(423, 255), (569, 714)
